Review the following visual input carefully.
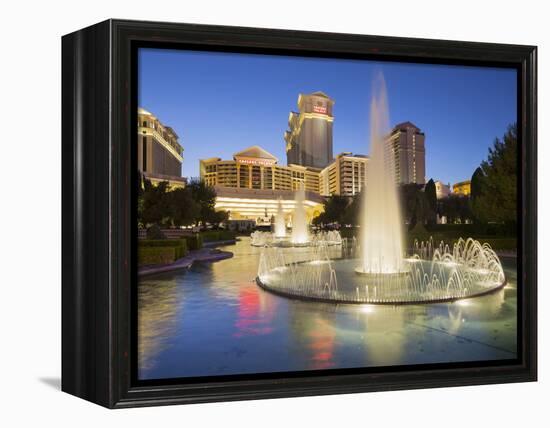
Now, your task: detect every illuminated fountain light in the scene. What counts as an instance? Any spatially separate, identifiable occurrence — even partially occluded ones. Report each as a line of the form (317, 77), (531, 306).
(291, 183), (309, 245)
(257, 242), (339, 301)
(356, 73), (406, 275)
(257, 237), (506, 304)
(250, 183), (342, 248)
(274, 197), (287, 238)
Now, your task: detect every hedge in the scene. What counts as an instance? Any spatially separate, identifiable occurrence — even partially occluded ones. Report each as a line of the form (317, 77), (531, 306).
(199, 230), (236, 242)
(426, 223), (515, 237)
(139, 239), (183, 248)
(138, 246), (177, 266)
(184, 234), (203, 250)
(466, 238), (517, 251)
(138, 239), (188, 266)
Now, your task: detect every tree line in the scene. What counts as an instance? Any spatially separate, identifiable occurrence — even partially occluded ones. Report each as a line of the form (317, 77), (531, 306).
(137, 173), (229, 229)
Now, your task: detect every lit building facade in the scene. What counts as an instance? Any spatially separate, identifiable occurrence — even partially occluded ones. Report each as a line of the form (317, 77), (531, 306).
(213, 187), (324, 222)
(453, 180), (471, 196)
(386, 121), (426, 185)
(200, 146), (320, 192)
(319, 152), (369, 196)
(434, 180), (451, 199)
(138, 107), (185, 188)
(200, 146), (324, 221)
(284, 92), (334, 169)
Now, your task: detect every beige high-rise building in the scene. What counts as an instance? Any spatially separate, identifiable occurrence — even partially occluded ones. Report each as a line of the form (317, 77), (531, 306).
(284, 91), (335, 169)
(200, 146), (323, 221)
(386, 121), (426, 185)
(319, 153), (369, 196)
(201, 146), (320, 192)
(137, 107), (185, 188)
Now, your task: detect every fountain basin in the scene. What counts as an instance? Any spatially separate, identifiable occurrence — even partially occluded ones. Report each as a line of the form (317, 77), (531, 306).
(354, 268), (410, 277)
(257, 257), (506, 305)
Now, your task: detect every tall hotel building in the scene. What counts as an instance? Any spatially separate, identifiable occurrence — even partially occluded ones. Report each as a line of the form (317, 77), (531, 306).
(319, 153), (369, 197)
(386, 121), (426, 185)
(200, 146), (323, 221)
(138, 108), (186, 188)
(284, 92), (335, 169)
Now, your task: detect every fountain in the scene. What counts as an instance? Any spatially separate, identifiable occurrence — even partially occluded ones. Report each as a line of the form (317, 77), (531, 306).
(250, 183), (342, 248)
(274, 197), (287, 238)
(291, 183), (309, 245)
(356, 74), (405, 275)
(257, 236), (505, 304)
(256, 72), (506, 304)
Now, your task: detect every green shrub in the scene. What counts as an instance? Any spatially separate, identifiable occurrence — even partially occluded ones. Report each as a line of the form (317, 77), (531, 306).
(184, 234), (203, 250)
(427, 222), (516, 237)
(146, 224), (166, 240)
(407, 221), (517, 249)
(138, 239), (188, 265)
(470, 238), (517, 251)
(138, 246), (175, 266)
(174, 239), (188, 259)
(139, 239), (179, 248)
(426, 223), (477, 234)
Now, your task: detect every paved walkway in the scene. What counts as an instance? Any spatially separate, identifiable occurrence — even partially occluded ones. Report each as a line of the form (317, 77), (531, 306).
(138, 247), (233, 277)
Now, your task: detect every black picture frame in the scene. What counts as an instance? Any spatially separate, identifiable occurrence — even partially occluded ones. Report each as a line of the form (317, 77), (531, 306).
(62, 19), (537, 408)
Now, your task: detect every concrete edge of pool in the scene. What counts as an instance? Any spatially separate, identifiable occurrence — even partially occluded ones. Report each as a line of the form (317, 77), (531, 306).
(255, 275), (507, 306)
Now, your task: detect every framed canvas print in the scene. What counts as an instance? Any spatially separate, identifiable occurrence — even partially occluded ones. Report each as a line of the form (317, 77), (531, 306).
(62, 19), (537, 408)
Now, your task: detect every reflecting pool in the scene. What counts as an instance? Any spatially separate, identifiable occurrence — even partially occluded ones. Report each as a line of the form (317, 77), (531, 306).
(138, 237), (517, 380)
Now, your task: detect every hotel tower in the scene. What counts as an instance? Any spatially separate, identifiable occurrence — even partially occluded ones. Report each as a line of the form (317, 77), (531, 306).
(137, 107), (185, 188)
(386, 121), (426, 185)
(284, 92), (335, 169)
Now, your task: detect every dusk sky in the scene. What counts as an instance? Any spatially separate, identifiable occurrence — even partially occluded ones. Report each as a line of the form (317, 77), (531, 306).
(138, 48), (517, 185)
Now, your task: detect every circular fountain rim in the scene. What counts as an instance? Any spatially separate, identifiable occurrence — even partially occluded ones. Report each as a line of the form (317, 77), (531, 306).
(256, 275), (507, 305)
(354, 267), (410, 277)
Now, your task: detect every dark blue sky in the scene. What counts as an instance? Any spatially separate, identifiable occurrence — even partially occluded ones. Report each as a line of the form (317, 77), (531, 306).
(138, 48), (517, 185)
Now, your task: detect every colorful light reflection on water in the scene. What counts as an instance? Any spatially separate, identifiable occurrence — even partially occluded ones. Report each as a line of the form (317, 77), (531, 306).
(138, 238), (517, 380)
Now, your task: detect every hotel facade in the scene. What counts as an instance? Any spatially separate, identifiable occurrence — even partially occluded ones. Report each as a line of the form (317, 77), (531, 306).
(453, 180), (472, 196)
(200, 146), (323, 221)
(386, 121), (426, 185)
(138, 107), (186, 188)
(284, 92), (335, 169)
(319, 152), (369, 197)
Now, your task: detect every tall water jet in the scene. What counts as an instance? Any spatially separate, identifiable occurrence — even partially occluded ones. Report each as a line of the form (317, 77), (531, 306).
(291, 183), (309, 244)
(274, 197), (287, 238)
(356, 73), (405, 274)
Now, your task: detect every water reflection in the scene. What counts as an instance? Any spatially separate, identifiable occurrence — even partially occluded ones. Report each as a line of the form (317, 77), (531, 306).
(138, 238), (517, 380)
(234, 285), (276, 338)
(138, 276), (184, 375)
